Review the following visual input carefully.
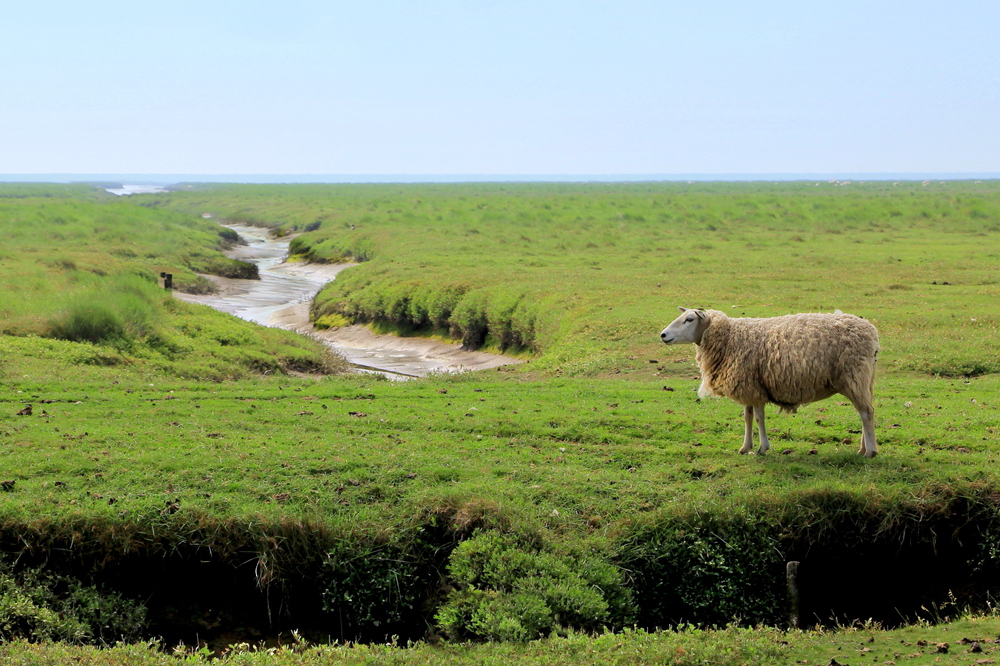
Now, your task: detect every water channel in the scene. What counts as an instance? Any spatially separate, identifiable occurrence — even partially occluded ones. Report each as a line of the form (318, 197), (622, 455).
(174, 225), (519, 379)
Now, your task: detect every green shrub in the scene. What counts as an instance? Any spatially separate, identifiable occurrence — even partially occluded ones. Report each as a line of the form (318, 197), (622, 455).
(50, 301), (127, 344)
(450, 289), (490, 348)
(619, 515), (785, 628)
(321, 541), (425, 639)
(0, 563), (146, 644)
(197, 256), (259, 279)
(218, 227), (241, 244)
(48, 275), (161, 346)
(435, 532), (635, 642)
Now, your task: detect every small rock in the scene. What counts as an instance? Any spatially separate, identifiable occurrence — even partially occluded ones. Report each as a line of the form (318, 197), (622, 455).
(934, 642), (949, 654)
(781, 448), (794, 455)
(970, 641), (982, 653)
(0, 480), (14, 492)
(16, 404), (32, 416)
(808, 448), (818, 455)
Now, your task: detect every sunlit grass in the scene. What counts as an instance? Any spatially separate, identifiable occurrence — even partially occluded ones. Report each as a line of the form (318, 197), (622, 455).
(2, 181), (1000, 653)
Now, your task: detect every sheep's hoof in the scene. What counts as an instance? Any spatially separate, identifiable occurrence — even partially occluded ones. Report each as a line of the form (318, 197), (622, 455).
(738, 448), (751, 455)
(864, 450), (877, 459)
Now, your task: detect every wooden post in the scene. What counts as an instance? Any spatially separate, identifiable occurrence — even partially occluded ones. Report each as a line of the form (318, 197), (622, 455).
(787, 560), (801, 629)
(158, 272), (173, 290)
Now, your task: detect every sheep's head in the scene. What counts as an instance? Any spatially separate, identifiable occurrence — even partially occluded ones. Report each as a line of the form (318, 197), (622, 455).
(660, 307), (710, 345)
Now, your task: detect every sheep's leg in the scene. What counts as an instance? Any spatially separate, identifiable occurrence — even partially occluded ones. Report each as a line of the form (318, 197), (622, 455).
(739, 405), (754, 454)
(856, 404), (877, 458)
(754, 406), (770, 455)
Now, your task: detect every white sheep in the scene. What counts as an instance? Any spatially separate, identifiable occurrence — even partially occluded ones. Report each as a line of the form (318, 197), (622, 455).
(660, 308), (879, 457)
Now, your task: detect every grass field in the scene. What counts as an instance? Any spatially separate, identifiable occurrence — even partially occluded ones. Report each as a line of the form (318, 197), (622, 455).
(2, 181), (1000, 660)
(154, 180), (1000, 376)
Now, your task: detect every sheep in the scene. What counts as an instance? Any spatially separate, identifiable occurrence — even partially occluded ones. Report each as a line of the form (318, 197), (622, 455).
(659, 307), (879, 457)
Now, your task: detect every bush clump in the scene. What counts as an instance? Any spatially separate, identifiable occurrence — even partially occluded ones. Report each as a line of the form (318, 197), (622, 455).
(435, 532), (635, 642)
(619, 514), (785, 628)
(217, 227), (242, 244)
(197, 256), (259, 280)
(321, 540), (427, 641)
(0, 563), (146, 644)
(47, 275), (162, 346)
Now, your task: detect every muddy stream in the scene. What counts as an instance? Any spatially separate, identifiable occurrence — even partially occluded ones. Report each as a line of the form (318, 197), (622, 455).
(174, 225), (519, 379)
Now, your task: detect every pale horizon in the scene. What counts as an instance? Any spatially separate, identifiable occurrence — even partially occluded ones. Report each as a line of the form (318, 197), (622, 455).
(3, 172), (1000, 186)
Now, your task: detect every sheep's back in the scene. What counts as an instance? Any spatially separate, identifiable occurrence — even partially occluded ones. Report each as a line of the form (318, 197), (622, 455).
(703, 312), (878, 409)
(756, 313), (877, 407)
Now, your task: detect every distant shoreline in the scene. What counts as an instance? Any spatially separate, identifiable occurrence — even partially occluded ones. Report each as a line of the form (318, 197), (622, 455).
(2, 172), (1000, 186)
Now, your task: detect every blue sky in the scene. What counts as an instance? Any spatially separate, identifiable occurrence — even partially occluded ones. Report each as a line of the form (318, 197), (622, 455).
(2, 1), (998, 175)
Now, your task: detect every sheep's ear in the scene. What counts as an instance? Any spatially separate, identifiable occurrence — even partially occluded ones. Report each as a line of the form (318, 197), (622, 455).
(677, 306), (688, 312)
(695, 310), (707, 320)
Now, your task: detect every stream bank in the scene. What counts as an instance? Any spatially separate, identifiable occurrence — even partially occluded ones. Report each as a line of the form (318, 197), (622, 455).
(174, 225), (521, 378)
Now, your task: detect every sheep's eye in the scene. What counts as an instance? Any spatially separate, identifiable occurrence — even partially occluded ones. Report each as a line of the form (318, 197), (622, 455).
(685, 317), (694, 322)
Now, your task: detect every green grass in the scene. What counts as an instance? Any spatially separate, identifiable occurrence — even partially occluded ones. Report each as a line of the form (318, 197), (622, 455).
(2, 181), (1000, 655)
(2, 359), (998, 529)
(3, 614), (999, 664)
(151, 181), (1000, 374)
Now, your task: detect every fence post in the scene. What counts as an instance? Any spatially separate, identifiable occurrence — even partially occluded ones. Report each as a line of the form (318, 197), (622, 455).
(787, 560), (801, 629)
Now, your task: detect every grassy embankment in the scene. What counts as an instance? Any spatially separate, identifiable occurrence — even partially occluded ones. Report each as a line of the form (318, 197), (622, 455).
(2, 181), (1000, 658)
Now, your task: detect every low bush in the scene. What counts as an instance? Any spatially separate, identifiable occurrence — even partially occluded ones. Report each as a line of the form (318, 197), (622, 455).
(196, 256), (260, 280)
(321, 540), (426, 640)
(435, 532), (635, 641)
(47, 275), (162, 346)
(218, 227), (242, 244)
(0, 562), (146, 644)
(619, 514), (785, 628)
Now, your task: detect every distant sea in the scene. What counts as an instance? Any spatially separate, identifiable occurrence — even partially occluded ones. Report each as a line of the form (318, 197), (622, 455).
(2, 173), (999, 186)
